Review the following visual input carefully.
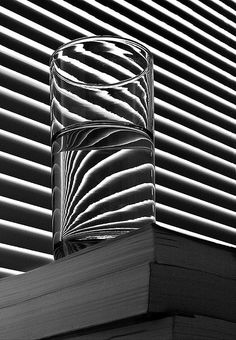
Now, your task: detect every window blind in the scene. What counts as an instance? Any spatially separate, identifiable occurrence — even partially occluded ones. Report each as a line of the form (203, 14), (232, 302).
(1, 0), (236, 278)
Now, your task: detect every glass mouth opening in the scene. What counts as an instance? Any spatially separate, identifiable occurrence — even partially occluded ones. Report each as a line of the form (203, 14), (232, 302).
(50, 35), (153, 88)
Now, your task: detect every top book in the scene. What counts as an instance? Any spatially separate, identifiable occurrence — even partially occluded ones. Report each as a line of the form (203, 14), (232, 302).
(0, 224), (235, 339)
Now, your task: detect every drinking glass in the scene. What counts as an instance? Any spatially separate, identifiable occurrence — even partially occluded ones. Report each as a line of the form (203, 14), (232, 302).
(50, 36), (155, 259)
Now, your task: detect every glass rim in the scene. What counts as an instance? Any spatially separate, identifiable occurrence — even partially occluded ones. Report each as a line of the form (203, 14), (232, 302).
(50, 35), (153, 89)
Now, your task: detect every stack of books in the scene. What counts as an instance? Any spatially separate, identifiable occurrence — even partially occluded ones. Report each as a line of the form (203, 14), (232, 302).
(0, 225), (235, 339)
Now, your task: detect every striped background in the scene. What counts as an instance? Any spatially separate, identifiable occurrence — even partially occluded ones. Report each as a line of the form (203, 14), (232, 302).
(0, 0), (236, 278)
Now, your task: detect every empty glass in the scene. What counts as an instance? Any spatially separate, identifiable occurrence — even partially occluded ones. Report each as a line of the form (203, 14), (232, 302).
(50, 36), (155, 259)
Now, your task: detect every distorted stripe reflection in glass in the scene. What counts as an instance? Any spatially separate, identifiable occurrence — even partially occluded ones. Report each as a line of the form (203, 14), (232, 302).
(50, 36), (156, 258)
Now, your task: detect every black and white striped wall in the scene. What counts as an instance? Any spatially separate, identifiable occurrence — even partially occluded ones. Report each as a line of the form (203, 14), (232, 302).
(0, 0), (236, 277)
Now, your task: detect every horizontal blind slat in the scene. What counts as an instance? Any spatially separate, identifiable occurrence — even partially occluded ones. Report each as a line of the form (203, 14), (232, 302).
(141, 0), (236, 45)
(187, 0), (236, 29)
(0, 268), (23, 279)
(157, 185), (236, 228)
(155, 67), (236, 111)
(0, 130), (50, 166)
(0, 66), (49, 105)
(0, 196), (51, 232)
(156, 168), (236, 211)
(1, 0), (235, 276)
(157, 116), (235, 163)
(112, 0), (236, 64)
(0, 26), (53, 62)
(156, 150), (236, 196)
(0, 152), (50, 187)
(0, 108), (50, 145)
(156, 132), (235, 180)
(78, 0), (235, 74)
(0, 219), (52, 254)
(154, 84), (236, 131)
(0, 86), (50, 125)
(157, 205), (236, 246)
(155, 100), (235, 148)
(0, 5), (68, 47)
(0, 243), (52, 272)
(210, 0), (236, 16)
(14, 0), (92, 37)
(154, 54), (235, 99)
(0, 174), (51, 209)
(0, 45), (48, 84)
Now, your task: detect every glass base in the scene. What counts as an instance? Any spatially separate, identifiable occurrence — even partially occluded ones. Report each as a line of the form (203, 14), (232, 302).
(54, 238), (105, 259)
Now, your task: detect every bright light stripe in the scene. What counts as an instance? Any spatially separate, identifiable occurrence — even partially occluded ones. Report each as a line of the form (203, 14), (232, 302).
(68, 183), (154, 224)
(64, 157), (151, 229)
(0, 219), (52, 238)
(157, 185), (236, 220)
(0, 86), (50, 115)
(17, 0), (236, 91)
(0, 66), (49, 94)
(53, 62), (147, 123)
(78, 0), (235, 80)
(158, 115), (235, 155)
(0, 268), (24, 275)
(1, 0), (235, 265)
(0, 6), (68, 44)
(53, 1), (234, 84)
(0, 108), (50, 134)
(116, 0), (236, 61)
(58, 50), (137, 80)
(63, 150), (135, 226)
(68, 219), (152, 235)
(155, 65), (236, 109)
(155, 149), (236, 188)
(191, 0), (236, 28)
(69, 226), (137, 234)
(0, 243), (53, 260)
(52, 85), (133, 124)
(157, 220), (236, 248)
(157, 167), (236, 203)
(210, 0), (236, 17)
(16, 0), (92, 37)
(0, 196), (51, 216)
(155, 100), (236, 140)
(163, 0), (236, 42)
(52, 98), (88, 127)
(156, 54), (235, 95)
(0, 130), (50, 153)
(3, 1), (235, 88)
(0, 174), (51, 195)
(0, 45), (49, 73)
(69, 200), (154, 230)
(1, 26), (53, 55)
(156, 131), (235, 170)
(57, 55), (122, 83)
(154, 83), (236, 127)
(0, 151), (51, 174)
(157, 203), (236, 235)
